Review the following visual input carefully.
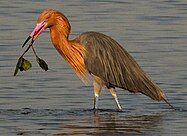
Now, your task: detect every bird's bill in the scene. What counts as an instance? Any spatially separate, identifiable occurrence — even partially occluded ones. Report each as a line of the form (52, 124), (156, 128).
(22, 21), (46, 47)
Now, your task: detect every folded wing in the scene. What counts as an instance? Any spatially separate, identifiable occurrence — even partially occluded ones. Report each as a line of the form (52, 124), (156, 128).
(78, 32), (165, 101)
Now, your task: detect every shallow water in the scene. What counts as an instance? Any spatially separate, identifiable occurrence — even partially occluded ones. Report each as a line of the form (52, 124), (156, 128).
(0, 0), (187, 136)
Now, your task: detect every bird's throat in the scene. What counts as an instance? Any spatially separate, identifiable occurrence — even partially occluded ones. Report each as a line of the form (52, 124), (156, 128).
(50, 27), (88, 81)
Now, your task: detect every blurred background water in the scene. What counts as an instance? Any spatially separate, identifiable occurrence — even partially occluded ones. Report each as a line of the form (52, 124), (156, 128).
(0, 0), (186, 135)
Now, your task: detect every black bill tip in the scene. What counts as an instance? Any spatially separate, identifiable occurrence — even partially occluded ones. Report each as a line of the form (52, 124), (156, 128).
(22, 36), (31, 48)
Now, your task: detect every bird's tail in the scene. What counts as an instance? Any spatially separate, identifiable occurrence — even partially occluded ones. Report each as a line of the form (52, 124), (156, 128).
(133, 71), (176, 110)
(163, 98), (176, 110)
(142, 79), (176, 110)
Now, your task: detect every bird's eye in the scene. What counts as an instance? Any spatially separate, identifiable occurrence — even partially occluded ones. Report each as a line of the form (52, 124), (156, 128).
(44, 19), (48, 23)
(42, 19), (48, 24)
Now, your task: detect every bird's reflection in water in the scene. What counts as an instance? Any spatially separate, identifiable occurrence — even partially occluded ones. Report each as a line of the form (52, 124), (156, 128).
(93, 110), (162, 135)
(57, 109), (163, 136)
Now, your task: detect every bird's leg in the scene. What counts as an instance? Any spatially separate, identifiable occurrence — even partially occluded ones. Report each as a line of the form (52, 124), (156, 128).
(93, 82), (102, 110)
(93, 76), (104, 110)
(109, 88), (122, 111)
(94, 95), (99, 110)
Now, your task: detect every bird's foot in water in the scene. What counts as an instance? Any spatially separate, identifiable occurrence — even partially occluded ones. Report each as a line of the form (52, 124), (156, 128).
(116, 108), (123, 112)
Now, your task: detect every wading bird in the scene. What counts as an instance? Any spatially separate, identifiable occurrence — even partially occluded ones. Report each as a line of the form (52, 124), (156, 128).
(23, 9), (175, 110)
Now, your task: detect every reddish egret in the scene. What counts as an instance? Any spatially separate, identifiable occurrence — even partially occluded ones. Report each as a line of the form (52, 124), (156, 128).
(23, 9), (174, 110)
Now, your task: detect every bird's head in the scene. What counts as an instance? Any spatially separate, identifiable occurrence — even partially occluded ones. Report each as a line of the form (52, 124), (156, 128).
(22, 9), (70, 47)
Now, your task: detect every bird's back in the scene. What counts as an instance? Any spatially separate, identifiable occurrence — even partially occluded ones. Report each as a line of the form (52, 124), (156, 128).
(75, 32), (166, 101)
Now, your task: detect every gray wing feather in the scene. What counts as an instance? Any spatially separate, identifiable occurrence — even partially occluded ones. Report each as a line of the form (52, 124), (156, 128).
(77, 32), (165, 101)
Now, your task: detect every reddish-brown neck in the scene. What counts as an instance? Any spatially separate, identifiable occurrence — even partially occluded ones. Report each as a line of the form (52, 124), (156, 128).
(49, 24), (88, 80)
